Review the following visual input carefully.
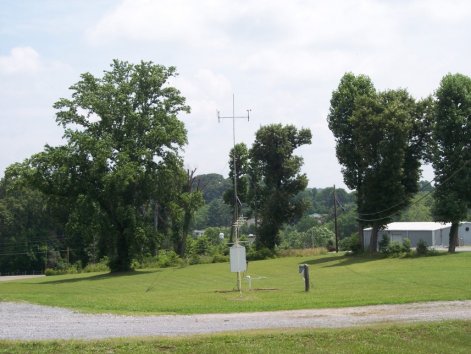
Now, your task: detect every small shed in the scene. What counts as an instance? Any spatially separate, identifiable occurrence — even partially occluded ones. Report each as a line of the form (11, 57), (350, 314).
(363, 221), (471, 249)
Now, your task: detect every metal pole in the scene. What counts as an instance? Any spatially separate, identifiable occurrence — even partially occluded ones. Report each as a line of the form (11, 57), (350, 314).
(232, 94), (239, 245)
(218, 95), (250, 292)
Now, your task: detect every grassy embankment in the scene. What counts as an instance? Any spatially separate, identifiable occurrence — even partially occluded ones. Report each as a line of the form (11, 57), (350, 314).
(0, 321), (470, 353)
(0, 252), (469, 315)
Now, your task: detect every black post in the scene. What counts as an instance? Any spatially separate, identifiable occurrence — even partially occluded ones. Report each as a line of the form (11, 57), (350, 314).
(334, 185), (339, 253)
(303, 264), (310, 292)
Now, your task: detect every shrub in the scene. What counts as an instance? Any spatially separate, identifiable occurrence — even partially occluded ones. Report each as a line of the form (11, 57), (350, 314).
(194, 236), (210, 256)
(44, 264), (80, 276)
(339, 235), (362, 253)
(247, 247), (276, 261)
(45, 268), (60, 276)
(83, 259), (110, 273)
(416, 239), (428, 256)
(157, 250), (180, 267)
(307, 226), (335, 248)
(198, 255), (214, 264)
(427, 248), (440, 256)
(212, 254), (229, 263)
(188, 253), (200, 265)
(388, 241), (403, 257)
(402, 238), (411, 254)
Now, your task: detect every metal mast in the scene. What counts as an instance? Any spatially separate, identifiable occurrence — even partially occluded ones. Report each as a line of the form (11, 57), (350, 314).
(217, 94), (250, 244)
(218, 94), (250, 292)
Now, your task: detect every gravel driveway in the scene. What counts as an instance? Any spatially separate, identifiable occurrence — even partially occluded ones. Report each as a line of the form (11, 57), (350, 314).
(1, 300), (470, 340)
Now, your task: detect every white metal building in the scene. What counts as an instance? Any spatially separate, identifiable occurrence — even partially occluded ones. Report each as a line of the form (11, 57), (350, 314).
(363, 221), (471, 249)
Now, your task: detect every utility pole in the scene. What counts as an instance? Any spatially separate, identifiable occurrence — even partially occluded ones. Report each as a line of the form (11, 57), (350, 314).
(218, 94), (250, 292)
(333, 185), (339, 253)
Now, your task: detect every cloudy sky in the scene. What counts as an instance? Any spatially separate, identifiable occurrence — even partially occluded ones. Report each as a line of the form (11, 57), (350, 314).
(1, 0), (470, 189)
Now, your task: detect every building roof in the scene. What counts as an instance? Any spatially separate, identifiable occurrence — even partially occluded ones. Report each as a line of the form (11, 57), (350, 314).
(365, 222), (451, 232)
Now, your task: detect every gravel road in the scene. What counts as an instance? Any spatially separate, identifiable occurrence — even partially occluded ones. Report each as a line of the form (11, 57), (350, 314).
(1, 300), (470, 340)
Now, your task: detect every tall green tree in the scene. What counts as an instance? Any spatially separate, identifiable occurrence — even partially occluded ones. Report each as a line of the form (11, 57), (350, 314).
(27, 60), (190, 271)
(250, 124), (312, 250)
(432, 73), (471, 252)
(352, 89), (427, 251)
(328, 73), (431, 252)
(327, 73), (376, 247)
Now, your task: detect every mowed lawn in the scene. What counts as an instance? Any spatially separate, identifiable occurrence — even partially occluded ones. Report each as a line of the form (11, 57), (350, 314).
(0, 252), (470, 315)
(1, 321), (470, 353)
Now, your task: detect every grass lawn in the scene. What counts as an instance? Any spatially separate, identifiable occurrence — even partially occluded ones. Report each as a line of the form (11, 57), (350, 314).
(0, 321), (470, 353)
(0, 252), (470, 315)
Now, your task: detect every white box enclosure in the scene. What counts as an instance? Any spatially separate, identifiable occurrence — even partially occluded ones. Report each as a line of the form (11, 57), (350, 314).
(230, 245), (247, 272)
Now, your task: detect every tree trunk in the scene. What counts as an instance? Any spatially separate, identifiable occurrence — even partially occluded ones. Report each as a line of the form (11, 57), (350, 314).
(176, 235), (185, 258)
(448, 221), (459, 253)
(358, 222), (365, 251)
(369, 224), (379, 253)
(153, 200), (159, 231)
(114, 229), (131, 272)
(177, 212), (192, 257)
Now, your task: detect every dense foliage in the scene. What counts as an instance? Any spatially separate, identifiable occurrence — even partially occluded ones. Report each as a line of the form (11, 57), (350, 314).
(2, 60), (200, 272)
(2, 63), (470, 273)
(250, 124), (312, 250)
(328, 73), (432, 252)
(431, 73), (471, 252)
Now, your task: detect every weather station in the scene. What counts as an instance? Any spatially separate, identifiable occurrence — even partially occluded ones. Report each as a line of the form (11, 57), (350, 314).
(217, 94), (250, 293)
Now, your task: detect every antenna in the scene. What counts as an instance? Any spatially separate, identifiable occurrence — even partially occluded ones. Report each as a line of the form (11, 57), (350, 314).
(218, 94), (250, 293)
(217, 94), (251, 244)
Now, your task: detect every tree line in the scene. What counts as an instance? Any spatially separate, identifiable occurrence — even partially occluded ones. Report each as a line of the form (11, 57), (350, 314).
(0, 60), (312, 273)
(0, 61), (469, 274)
(328, 73), (470, 253)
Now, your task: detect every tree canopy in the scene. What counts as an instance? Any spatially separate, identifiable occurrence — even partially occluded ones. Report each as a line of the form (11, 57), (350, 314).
(328, 73), (431, 252)
(25, 60), (192, 271)
(250, 124), (312, 250)
(432, 73), (471, 252)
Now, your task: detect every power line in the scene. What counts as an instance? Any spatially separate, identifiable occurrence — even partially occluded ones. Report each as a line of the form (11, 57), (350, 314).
(356, 159), (469, 223)
(357, 159), (469, 220)
(356, 188), (435, 223)
(0, 248), (74, 257)
(0, 236), (65, 247)
(0, 251), (46, 256)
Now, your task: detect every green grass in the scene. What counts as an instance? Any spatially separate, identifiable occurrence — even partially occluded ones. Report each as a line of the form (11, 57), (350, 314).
(0, 321), (470, 353)
(0, 252), (470, 315)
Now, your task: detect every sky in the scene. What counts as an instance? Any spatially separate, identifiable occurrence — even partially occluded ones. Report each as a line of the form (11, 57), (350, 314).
(1, 0), (470, 189)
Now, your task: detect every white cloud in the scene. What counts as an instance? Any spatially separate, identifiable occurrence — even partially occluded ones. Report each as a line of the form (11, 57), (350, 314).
(88, 0), (398, 51)
(87, 0), (233, 47)
(411, 0), (471, 22)
(0, 46), (75, 176)
(0, 47), (41, 75)
(2, 0), (470, 187)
